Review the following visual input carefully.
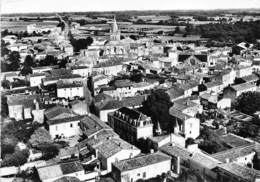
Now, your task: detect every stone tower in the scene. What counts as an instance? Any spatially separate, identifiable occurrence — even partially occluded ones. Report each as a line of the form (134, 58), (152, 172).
(110, 16), (121, 41)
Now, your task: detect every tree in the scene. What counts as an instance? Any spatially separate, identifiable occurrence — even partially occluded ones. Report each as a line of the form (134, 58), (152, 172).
(7, 51), (21, 71)
(38, 144), (59, 160)
(20, 66), (32, 76)
(1, 149), (29, 167)
(29, 128), (52, 147)
(233, 91), (260, 116)
(23, 55), (34, 67)
(142, 89), (173, 130)
(1, 39), (10, 57)
(39, 55), (57, 66)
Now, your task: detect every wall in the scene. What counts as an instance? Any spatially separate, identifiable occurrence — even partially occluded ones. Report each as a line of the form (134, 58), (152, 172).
(57, 87), (84, 98)
(105, 149), (141, 173)
(49, 120), (80, 139)
(119, 159), (171, 182)
(184, 118), (200, 139)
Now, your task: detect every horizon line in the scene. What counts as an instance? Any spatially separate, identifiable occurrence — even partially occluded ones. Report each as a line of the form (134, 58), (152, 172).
(2, 8), (260, 15)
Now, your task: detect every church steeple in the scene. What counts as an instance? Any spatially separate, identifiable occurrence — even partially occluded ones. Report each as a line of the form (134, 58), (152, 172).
(110, 15), (120, 41)
(112, 16), (118, 33)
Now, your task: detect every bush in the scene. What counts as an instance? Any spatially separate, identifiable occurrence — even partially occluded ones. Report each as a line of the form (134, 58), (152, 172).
(37, 143), (59, 160)
(2, 149), (29, 167)
(29, 128), (52, 147)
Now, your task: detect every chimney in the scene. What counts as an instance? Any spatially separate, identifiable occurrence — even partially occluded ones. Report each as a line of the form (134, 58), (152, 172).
(35, 101), (39, 110)
(225, 158), (230, 163)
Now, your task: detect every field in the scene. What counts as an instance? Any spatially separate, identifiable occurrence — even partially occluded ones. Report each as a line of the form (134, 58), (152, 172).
(1, 21), (59, 32)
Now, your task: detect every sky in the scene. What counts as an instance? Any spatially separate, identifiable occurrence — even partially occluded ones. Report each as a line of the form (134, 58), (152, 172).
(1, 0), (260, 14)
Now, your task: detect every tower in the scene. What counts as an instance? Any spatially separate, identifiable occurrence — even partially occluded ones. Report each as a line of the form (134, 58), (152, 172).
(110, 16), (121, 41)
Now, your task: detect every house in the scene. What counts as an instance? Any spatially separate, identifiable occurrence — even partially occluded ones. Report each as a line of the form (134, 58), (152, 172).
(172, 97), (203, 117)
(202, 80), (224, 93)
(108, 107), (153, 144)
(92, 61), (124, 76)
(148, 133), (186, 151)
(213, 163), (260, 182)
(169, 108), (200, 139)
(160, 143), (221, 180)
(32, 66), (56, 74)
(211, 144), (256, 167)
(178, 53), (208, 69)
(223, 83), (257, 101)
(112, 152), (171, 182)
(45, 105), (77, 120)
(46, 115), (83, 139)
(85, 135), (141, 173)
(79, 113), (115, 139)
(95, 95), (147, 122)
(200, 92), (231, 110)
(92, 74), (110, 95)
(7, 94), (43, 121)
(56, 81), (84, 99)
(71, 66), (91, 77)
(37, 161), (88, 182)
(29, 73), (46, 87)
(70, 100), (89, 116)
(235, 65), (253, 78)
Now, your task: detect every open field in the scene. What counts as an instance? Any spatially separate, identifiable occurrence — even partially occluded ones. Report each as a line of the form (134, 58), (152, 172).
(1, 21), (59, 32)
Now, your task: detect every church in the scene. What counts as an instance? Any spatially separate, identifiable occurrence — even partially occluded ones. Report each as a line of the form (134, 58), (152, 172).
(103, 17), (134, 58)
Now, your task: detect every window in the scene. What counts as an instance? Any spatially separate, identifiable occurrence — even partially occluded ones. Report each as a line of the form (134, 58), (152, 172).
(70, 123), (73, 128)
(137, 173), (140, 176)
(143, 172), (146, 178)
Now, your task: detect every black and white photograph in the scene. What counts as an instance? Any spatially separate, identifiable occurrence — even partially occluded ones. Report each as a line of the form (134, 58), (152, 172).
(1, 0), (260, 181)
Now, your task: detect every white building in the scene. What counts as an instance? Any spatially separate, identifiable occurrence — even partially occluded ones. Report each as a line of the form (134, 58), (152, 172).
(71, 66), (91, 77)
(47, 115), (83, 139)
(112, 152), (171, 182)
(29, 73), (46, 87)
(57, 81), (84, 99)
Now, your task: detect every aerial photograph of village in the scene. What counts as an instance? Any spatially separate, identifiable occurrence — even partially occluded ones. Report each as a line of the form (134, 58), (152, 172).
(1, 0), (260, 181)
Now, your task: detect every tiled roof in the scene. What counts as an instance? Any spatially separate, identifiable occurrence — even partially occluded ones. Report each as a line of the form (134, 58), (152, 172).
(88, 137), (139, 158)
(204, 80), (223, 89)
(80, 114), (112, 138)
(160, 144), (191, 160)
(166, 87), (184, 100)
(114, 79), (133, 88)
(216, 163), (260, 181)
(7, 94), (41, 108)
(45, 105), (77, 120)
(169, 108), (191, 120)
(59, 161), (84, 175)
(56, 81), (83, 89)
(99, 95), (146, 110)
(231, 82), (256, 91)
(113, 152), (171, 172)
(47, 115), (84, 125)
(37, 164), (63, 181)
(240, 74), (259, 82)
(211, 144), (256, 163)
(191, 152), (221, 169)
(219, 134), (251, 148)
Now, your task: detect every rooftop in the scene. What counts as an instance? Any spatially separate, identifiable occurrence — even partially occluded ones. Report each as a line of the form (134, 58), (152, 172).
(211, 144), (256, 163)
(45, 105), (77, 120)
(47, 115), (84, 125)
(113, 152), (171, 172)
(80, 113), (112, 138)
(57, 81), (83, 89)
(160, 144), (191, 160)
(219, 133), (252, 148)
(87, 137), (139, 158)
(230, 82), (256, 91)
(215, 163), (260, 181)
